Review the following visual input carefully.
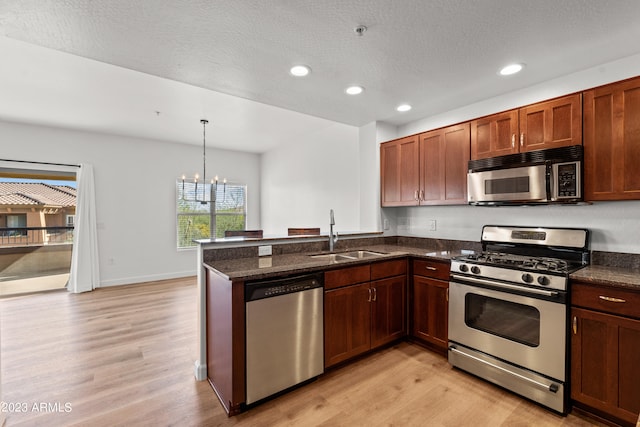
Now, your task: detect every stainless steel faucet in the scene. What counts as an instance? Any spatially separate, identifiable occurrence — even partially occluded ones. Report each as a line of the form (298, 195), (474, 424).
(329, 209), (339, 252)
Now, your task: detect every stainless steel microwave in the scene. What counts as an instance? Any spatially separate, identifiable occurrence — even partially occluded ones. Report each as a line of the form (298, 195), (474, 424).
(467, 145), (583, 205)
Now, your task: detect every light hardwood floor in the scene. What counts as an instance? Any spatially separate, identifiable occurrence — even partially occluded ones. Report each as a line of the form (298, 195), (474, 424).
(0, 278), (603, 427)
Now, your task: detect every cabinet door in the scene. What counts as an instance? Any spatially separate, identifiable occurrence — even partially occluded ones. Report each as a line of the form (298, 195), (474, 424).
(380, 135), (420, 206)
(584, 76), (640, 200)
(370, 276), (406, 349)
(412, 276), (449, 350)
(519, 93), (582, 152)
(419, 123), (470, 205)
(470, 110), (519, 159)
(571, 307), (640, 425)
(324, 283), (371, 368)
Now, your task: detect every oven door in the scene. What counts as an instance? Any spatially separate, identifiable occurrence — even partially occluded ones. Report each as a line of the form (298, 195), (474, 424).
(467, 164), (547, 204)
(448, 278), (566, 381)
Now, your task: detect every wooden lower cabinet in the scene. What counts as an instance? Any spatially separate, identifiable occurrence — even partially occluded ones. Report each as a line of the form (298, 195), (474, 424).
(412, 276), (448, 351)
(571, 282), (640, 426)
(410, 259), (450, 353)
(324, 260), (407, 368)
(371, 275), (407, 348)
(324, 282), (371, 367)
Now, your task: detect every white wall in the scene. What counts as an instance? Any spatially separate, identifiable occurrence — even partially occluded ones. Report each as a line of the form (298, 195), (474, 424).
(260, 122), (359, 235)
(370, 52), (640, 254)
(0, 120), (260, 286)
(358, 121), (398, 234)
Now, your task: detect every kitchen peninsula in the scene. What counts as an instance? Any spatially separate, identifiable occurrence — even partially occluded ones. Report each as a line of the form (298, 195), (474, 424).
(195, 232), (479, 415)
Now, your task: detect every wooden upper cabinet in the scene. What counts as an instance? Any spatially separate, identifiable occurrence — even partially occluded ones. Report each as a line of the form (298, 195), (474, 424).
(419, 122), (470, 205)
(584, 76), (640, 201)
(519, 93), (582, 152)
(471, 110), (519, 159)
(380, 135), (420, 206)
(470, 94), (582, 160)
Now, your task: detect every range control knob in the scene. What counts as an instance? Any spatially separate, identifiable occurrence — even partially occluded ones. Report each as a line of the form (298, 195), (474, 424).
(537, 276), (550, 286)
(521, 273), (534, 283)
(470, 266), (481, 275)
(459, 264), (469, 272)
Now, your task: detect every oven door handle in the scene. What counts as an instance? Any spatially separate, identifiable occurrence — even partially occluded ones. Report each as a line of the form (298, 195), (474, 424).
(449, 346), (560, 393)
(450, 274), (559, 297)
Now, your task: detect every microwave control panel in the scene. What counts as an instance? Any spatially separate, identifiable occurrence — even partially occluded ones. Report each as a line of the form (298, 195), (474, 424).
(555, 162), (580, 198)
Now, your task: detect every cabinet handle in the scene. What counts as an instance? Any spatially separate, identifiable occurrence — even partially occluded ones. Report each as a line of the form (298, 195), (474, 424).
(367, 288), (372, 302)
(511, 134), (515, 148)
(446, 288), (449, 303)
(372, 287), (377, 302)
(520, 133), (524, 147)
(598, 295), (626, 303)
(419, 189), (424, 201)
(425, 266), (437, 271)
(572, 316), (577, 335)
(414, 190), (419, 201)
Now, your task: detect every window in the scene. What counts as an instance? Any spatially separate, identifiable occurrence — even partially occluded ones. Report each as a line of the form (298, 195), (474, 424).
(176, 180), (247, 248)
(66, 215), (75, 227)
(6, 214), (27, 236)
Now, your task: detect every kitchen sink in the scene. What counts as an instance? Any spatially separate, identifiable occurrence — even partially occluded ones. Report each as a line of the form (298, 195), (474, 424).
(338, 250), (387, 259)
(309, 253), (354, 262)
(310, 250), (387, 261)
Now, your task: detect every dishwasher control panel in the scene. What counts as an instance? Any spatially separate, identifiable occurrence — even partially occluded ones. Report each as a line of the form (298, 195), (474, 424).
(245, 273), (323, 301)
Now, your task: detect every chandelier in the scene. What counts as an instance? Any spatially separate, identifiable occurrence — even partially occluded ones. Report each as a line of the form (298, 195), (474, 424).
(180, 119), (225, 204)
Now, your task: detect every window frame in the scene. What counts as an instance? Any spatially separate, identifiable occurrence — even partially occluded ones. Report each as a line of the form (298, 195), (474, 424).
(176, 180), (247, 249)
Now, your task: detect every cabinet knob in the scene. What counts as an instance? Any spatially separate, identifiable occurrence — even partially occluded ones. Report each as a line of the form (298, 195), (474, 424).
(511, 134), (515, 148)
(520, 133), (524, 147)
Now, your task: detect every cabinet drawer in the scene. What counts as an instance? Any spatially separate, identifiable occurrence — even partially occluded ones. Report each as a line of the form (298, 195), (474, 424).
(412, 259), (450, 280)
(572, 282), (640, 319)
(371, 259), (407, 280)
(324, 265), (371, 290)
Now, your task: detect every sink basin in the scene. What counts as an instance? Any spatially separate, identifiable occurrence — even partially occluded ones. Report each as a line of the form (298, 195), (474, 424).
(309, 253), (354, 262)
(310, 250), (387, 261)
(338, 250), (387, 259)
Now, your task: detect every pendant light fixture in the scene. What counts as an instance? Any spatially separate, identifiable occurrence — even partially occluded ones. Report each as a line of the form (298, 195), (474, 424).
(180, 119), (225, 204)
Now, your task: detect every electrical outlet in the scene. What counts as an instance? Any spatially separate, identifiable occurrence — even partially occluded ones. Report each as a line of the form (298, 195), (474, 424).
(429, 220), (437, 231)
(258, 245), (272, 257)
(383, 219), (390, 230)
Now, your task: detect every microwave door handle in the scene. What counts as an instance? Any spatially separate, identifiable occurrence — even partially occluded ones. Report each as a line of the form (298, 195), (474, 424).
(545, 161), (553, 201)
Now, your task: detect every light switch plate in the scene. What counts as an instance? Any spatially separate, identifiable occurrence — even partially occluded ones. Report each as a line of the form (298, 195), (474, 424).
(258, 245), (272, 256)
(429, 220), (437, 231)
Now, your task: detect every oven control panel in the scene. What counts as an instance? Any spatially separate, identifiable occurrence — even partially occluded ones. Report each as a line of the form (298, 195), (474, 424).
(450, 260), (567, 291)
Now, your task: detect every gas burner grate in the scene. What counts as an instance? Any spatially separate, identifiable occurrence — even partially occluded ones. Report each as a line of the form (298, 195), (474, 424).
(459, 252), (572, 273)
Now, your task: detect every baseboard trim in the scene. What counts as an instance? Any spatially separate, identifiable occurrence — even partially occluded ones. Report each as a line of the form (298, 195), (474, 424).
(99, 270), (195, 287)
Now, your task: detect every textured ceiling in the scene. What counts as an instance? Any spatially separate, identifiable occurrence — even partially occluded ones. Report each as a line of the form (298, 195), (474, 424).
(2, 0), (640, 152)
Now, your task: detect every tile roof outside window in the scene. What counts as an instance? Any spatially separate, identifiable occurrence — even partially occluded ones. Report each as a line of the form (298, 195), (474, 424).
(0, 183), (76, 207)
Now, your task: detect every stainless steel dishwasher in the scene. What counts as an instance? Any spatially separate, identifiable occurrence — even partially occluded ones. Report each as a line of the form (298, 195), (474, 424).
(245, 272), (324, 405)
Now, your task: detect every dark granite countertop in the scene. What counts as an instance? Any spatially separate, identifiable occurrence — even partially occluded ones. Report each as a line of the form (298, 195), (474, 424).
(570, 265), (640, 291)
(203, 244), (475, 281)
(203, 237), (640, 292)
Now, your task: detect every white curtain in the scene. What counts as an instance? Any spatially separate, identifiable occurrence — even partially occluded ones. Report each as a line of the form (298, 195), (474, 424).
(68, 163), (100, 293)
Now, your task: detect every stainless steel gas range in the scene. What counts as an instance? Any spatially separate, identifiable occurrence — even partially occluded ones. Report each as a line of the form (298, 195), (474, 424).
(448, 225), (590, 414)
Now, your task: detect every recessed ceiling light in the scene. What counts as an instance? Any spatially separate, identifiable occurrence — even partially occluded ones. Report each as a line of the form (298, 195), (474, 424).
(499, 63), (524, 76)
(345, 86), (364, 95)
(290, 65), (311, 77)
(396, 104), (412, 112)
